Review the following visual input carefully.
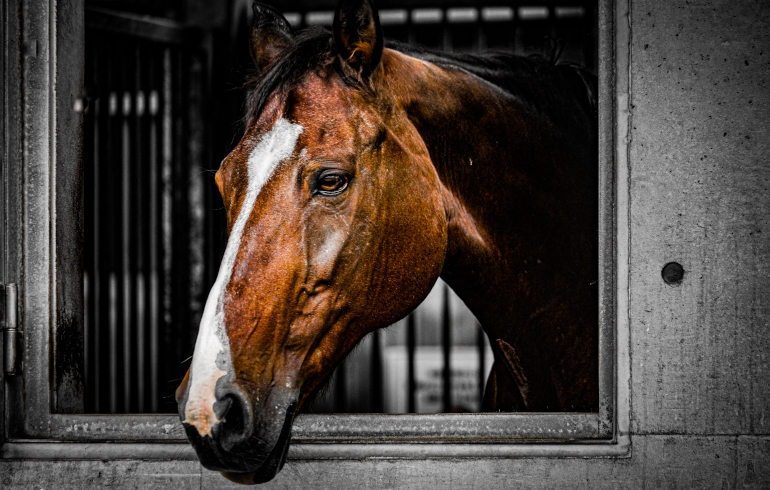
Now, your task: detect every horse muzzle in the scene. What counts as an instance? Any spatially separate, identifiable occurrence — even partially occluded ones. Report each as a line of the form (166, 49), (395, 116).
(178, 379), (298, 482)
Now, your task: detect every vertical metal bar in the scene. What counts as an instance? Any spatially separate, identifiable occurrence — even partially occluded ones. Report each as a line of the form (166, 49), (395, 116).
(477, 322), (485, 411)
(441, 283), (451, 413)
(335, 360), (346, 412)
(109, 271), (117, 413)
(97, 43), (113, 414)
(92, 45), (101, 414)
(107, 48), (119, 412)
(161, 47), (174, 410)
(149, 74), (160, 413)
(406, 312), (416, 413)
(134, 44), (146, 413)
(92, 86), (101, 413)
(122, 77), (133, 414)
(96, 42), (112, 414)
(370, 330), (383, 413)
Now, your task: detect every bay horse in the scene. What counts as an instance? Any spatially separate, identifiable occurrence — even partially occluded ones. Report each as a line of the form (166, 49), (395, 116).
(176, 0), (598, 483)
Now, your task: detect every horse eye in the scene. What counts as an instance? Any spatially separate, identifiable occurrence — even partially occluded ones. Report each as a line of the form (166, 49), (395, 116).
(316, 173), (349, 196)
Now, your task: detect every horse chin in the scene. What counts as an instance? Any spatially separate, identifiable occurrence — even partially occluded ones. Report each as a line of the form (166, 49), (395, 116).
(217, 402), (295, 484)
(187, 399), (296, 483)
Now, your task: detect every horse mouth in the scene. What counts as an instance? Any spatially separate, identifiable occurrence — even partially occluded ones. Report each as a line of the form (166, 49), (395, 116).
(218, 403), (296, 484)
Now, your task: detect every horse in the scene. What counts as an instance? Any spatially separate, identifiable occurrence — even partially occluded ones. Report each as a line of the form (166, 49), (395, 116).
(175, 0), (598, 483)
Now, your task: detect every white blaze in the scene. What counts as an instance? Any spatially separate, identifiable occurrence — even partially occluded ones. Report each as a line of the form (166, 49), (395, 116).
(185, 118), (303, 436)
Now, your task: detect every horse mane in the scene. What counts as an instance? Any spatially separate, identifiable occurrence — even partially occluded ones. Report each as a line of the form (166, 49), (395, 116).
(245, 26), (597, 126)
(389, 41), (597, 120)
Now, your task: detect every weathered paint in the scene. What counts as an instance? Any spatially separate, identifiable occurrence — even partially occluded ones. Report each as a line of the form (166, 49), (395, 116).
(184, 119), (303, 436)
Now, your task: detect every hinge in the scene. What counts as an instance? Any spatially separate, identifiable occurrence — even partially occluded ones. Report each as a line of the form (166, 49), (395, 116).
(2, 284), (21, 375)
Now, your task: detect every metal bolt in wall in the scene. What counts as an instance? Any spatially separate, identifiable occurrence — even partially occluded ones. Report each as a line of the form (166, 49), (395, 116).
(661, 262), (685, 285)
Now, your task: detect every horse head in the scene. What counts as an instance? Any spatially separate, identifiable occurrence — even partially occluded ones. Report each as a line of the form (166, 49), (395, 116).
(176, 0), (450, 482)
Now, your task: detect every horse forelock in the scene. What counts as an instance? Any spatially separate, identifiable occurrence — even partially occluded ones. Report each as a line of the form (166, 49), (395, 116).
(244, 27), (337, 127)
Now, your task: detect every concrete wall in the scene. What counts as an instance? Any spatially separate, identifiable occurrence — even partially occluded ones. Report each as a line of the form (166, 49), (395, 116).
(2, 0), (769, 487)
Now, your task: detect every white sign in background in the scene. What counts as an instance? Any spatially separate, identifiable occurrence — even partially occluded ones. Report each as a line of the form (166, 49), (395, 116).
(383, 346), (495, 413)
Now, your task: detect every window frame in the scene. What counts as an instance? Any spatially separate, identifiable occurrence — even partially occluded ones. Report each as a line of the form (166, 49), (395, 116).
(1, 0), (631, 460)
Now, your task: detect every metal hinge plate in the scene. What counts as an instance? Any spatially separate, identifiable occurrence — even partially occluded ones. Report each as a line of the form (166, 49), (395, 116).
(2, 284), (21, 375)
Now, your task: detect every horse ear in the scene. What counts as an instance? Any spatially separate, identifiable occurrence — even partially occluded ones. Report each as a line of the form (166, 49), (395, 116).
(250, 2), (294, 72)
(333, 0), (383, 76)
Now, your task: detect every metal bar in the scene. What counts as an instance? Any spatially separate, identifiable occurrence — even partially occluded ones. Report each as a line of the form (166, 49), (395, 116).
(149, 60), (160, 413)
(406, 312), (416, 413)
(599, 0), (622, 438)
(85, 8), (195, 46)
(93, 43), (107, 414)
(90, 47), (100, 412)
(477, 323), (485, 410)
(0, 435), (631, 461)
(161, 47), (174, 410)
(106, 45), (119, 413)
(335, 360), (347, 412)
(290, 438), (631, 459)
(52, 0), (87, 414)
(121, 58), (133, 414)
(108, 273), (117, 413)
(95, 43), (110, 414)
(292, 412), (603, 441)
(42, 411), (605, 442)
(3, 0), (24, 440)
(134, 44), (146, 413)
(3, 436), (631, 461)
(3, 285), (20, 376)
(441, 284), (451, 413)
(370, 330), (383, 413)
(91, 91), (100, 411)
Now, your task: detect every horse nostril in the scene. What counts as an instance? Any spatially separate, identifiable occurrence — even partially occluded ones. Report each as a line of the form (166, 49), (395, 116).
(214, 384), (255, 451)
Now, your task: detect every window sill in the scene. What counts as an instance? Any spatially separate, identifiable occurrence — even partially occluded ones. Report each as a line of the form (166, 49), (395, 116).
(0, 435), (631, 460)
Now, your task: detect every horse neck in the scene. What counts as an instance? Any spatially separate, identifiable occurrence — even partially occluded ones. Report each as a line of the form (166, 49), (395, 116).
(379, 50), (598, 409)
(382, 50), (510, 323)
(380, 49), (599, 410)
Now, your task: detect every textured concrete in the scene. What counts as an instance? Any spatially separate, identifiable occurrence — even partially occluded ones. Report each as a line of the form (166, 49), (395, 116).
(4, 436), (770, 489)
(3, 0), (770, 487)
(628, 0), (770, 436)
(0, 461), (200, 490)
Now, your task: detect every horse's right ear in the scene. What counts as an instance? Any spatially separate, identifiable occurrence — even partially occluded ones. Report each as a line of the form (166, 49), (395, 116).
(250, 2), (294, 72)
(333, 0), (383, 77)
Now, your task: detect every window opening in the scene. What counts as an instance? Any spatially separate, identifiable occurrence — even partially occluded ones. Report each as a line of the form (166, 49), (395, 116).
(81, 1), (599, 415)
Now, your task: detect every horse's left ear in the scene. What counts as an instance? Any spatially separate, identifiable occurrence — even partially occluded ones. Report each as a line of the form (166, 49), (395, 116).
(333, 0), (383, 77)
(250, 2), (294, 72)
